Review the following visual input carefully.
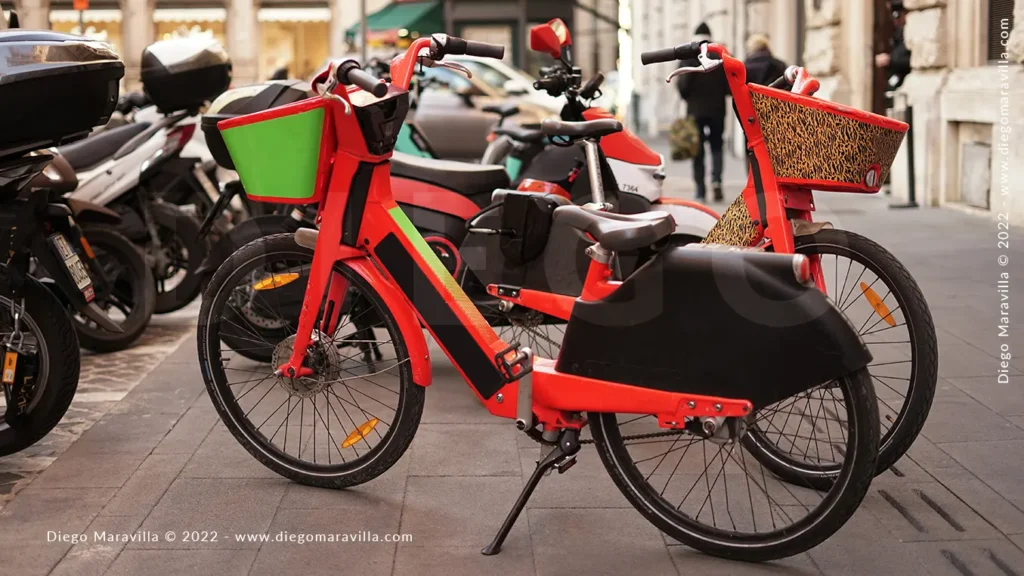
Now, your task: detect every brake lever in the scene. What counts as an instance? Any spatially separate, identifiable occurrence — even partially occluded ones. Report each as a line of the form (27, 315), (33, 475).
(416, 56), (473, 78)
(664, 45), (722, 83)
(315, 66), (352, 115)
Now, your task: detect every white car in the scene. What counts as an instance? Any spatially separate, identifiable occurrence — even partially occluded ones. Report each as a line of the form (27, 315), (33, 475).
(448, 55), (563, 115)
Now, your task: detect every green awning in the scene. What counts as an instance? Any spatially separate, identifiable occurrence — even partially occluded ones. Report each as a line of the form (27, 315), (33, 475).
(345, 1), (443, 42)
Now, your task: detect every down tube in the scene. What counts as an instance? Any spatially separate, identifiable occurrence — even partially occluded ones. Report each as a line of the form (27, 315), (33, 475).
(368, 202), (510, 401)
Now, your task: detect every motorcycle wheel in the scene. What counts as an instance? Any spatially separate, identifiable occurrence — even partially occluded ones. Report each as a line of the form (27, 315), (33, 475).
(75, 228), (156, 353)
(0, 271), (80, 457)
(150, 203), (207, 314)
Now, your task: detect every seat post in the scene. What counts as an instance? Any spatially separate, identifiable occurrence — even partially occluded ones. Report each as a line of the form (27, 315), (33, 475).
(580, 244), (616, 302)
(581, 138), (609, 209)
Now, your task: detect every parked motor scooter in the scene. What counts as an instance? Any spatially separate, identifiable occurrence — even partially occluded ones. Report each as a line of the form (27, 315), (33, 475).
(58, 36), (231, 314)
(28, 151), (156, 353)
(0, 27), (124, 456)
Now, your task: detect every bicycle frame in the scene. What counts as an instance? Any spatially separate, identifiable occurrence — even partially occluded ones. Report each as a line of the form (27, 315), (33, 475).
(275, 37), (754, 433)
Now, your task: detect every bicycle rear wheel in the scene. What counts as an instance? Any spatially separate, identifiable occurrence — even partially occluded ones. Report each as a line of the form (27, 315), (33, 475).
(590, 369), (879, 562)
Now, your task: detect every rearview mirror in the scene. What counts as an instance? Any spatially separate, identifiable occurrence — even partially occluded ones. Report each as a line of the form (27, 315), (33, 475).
(529, 23), (562, 59)
(548, 18), (572, 47)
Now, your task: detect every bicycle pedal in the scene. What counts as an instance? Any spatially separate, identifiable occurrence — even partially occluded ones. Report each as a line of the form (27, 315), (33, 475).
(554, 455), (577, 474)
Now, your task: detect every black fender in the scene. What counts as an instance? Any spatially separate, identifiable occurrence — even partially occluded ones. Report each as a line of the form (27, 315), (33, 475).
(66, 198), (122, 225)
(555, 245), (872, 411)
(196, 213), (313, 278)
(30, 236), (123, 332)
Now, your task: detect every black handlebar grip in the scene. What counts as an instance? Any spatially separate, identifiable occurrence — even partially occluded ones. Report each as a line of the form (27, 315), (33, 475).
(337, 60), (388, 97)
(465, 40), (505, 59)
(640, 42), (701, 65)
(580, 72), (605, 99)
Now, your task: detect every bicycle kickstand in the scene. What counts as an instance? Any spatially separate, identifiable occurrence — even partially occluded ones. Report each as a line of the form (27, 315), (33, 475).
(481, 428), (580, 556)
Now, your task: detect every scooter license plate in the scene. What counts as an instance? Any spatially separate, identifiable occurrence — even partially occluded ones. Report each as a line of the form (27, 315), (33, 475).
(48, 233), (95, 302)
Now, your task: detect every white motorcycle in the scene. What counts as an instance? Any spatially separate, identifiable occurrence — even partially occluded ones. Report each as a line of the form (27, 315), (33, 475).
(61, 36), (232, 313)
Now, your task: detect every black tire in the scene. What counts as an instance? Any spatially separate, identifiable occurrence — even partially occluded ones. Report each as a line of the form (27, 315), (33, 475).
(151, 203), (207, 314)
(748, 229), (936, 484)
(0, 272), (80, 457)
(590, 368), (879, 562)
(74, 228), (156, 353)
(197, 233), (424, 488)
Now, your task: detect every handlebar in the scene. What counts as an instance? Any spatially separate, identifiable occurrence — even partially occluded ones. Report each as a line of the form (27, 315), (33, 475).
(640, 41), (704, 65)
(314, 35), (506, 102)
(579, 72), (604, 100)
(336, 60), (388, 97)
(429, 34), (505, 59)
(769, 65), (800, 89)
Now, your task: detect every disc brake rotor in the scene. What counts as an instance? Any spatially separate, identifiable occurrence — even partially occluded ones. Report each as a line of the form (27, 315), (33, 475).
(270, 331), (341, 398)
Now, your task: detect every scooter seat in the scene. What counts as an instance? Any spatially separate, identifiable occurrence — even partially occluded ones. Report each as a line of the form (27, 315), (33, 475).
(541, 118), (622, 140)
(482, 103), (520, 119)
(493, 125), (545, 144)
(391, 151), (510, 197)
(57, 121), (151, 172)
(553, 205), (674, 252)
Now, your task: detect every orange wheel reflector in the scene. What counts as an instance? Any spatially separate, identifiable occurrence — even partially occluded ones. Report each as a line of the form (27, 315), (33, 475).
(79, 236), (96, 259)
(860, 282), (896, 327)
(341, 418), (379, 449)
(252, 272), (299, 291)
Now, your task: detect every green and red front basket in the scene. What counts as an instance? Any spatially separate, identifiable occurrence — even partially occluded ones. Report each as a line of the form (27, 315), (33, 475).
(216, 97), (335, 205)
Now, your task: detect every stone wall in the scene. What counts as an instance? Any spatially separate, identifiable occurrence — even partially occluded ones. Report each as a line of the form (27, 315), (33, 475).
(891, 0), (1024, 222)
(1008, 0), (1024, 63)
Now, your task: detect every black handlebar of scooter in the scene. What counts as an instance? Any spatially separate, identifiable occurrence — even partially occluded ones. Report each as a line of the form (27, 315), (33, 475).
(533, 75), (566, 95)
(430, 34), (505, 59)
(336, 60), (388, 97)
(640, 41), (703, 65)
(579, 72), (604, 99)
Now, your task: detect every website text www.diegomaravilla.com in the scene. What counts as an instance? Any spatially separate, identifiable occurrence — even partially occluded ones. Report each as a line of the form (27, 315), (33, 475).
(47, 530), (412, 546)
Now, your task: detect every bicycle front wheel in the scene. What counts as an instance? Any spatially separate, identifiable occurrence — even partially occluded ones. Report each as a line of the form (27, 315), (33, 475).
(197, 233), (424, 489)
(747, 229), (936, 485)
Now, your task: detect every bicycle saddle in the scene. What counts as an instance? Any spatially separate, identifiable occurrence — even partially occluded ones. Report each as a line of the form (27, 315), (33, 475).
(493, 125), (545, 143)
(553, 205), (674, 252)
(541, 118), (622, 139)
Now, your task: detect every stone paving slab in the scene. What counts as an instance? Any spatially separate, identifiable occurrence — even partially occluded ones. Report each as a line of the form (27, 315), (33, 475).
(0, 319), (193, 508)
(0, 166), (1019, 575)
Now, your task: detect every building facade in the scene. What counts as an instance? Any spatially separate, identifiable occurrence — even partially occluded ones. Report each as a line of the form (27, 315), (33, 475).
(631, 0), (1024, 221)
(13, 0), (619, 88)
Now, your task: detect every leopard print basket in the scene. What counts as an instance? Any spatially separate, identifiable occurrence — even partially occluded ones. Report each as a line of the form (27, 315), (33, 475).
(748, 85), (908, 192)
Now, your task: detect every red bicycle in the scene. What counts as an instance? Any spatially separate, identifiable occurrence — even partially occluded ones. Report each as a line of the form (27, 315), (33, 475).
(632, 42), (936, 482)
(198, 36), (880, 561)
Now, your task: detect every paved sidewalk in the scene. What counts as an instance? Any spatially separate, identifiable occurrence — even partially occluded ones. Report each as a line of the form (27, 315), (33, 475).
(0, 191), (1020, 575)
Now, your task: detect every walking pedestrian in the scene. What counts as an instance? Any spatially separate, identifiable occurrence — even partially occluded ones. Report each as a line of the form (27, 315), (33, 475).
(744, 34), (787, 86)
(676, 22), (728, 202)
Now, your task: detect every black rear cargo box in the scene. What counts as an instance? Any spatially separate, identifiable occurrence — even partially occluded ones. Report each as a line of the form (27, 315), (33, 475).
(0, 31), (124, 160)
(141, 37), (232, 113)
(201, 80), (312, 169)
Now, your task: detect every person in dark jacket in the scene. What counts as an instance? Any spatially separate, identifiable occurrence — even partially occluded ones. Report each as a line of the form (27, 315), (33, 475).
(744, 34), (787, 86)
(875, 0), (911, 89)
(677, 22), (729, 202)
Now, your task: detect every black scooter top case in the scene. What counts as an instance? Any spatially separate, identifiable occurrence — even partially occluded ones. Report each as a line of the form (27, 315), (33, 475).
(0, 31), (124, 160)
(555, 245), (872, 411)
(141, 37), (232, 113)
(201, 80), (312, 170)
